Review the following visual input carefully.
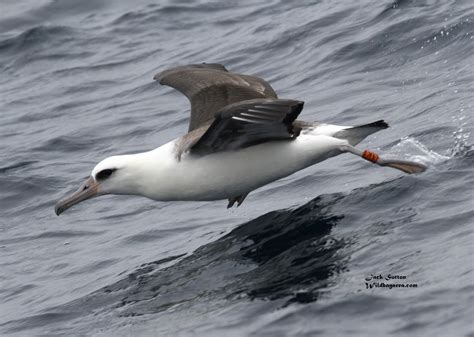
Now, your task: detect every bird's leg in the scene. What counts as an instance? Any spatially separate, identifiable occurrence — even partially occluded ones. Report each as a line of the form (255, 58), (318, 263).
(227, 193), (249, 209)
(236, 193), (249, 207)
(339, 144), (426, 174)
(227, 198), (237, 208)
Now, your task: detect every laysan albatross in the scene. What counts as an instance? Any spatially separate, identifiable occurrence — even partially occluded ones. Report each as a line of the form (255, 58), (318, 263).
(55, 63), (426, 215)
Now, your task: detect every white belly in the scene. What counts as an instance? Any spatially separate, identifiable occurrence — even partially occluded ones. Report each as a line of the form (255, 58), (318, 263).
(143, 134), (346, 201)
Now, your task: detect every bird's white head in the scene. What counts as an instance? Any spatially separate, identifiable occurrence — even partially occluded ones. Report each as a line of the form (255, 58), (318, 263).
(55, 154), (145, 216)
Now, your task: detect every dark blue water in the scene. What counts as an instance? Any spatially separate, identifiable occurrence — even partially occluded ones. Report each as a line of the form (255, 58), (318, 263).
(1, 0), (473, 336)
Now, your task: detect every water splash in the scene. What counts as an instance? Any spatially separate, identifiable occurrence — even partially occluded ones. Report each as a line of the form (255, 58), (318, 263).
(449, 105), (472, 157)
(389, 102), (472, 165)
(451, 125), (471, 156)
(390, 137), (450, 164)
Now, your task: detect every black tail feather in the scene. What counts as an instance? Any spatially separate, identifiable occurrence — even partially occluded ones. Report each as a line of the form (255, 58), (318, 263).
(356, 119), (389, 129)
(334, 120), (389, 146)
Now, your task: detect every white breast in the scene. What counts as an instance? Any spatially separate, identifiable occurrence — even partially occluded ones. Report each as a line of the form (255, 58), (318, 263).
(139, 133), (347, 201)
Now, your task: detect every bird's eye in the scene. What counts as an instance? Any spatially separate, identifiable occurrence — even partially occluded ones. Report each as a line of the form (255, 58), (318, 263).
(96, 168), (116, 181)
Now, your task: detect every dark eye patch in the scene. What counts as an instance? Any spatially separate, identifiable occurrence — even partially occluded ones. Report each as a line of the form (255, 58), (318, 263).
(96, 168), (116, 181)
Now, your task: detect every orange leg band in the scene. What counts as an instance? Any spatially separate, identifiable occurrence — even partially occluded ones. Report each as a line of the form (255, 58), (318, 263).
(362, 150), (379, 163)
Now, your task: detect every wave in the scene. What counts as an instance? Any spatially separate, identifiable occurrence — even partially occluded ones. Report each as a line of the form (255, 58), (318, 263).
(0, 25), (76, 54)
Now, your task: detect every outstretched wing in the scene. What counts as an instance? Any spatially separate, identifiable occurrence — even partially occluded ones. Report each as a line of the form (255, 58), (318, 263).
(154, 63), (278, 132)
(190, 99), (304, 155)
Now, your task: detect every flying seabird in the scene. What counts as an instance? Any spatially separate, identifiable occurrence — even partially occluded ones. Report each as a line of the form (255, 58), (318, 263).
(55, 63), (426, 215)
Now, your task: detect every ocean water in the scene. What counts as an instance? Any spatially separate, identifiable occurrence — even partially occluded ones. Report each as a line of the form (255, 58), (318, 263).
(0, 0), (473, 336)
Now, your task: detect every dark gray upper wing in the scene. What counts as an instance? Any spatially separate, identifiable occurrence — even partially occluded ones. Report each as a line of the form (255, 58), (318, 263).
(154, 64), (278, 132)
(190, 99), (304, 155)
